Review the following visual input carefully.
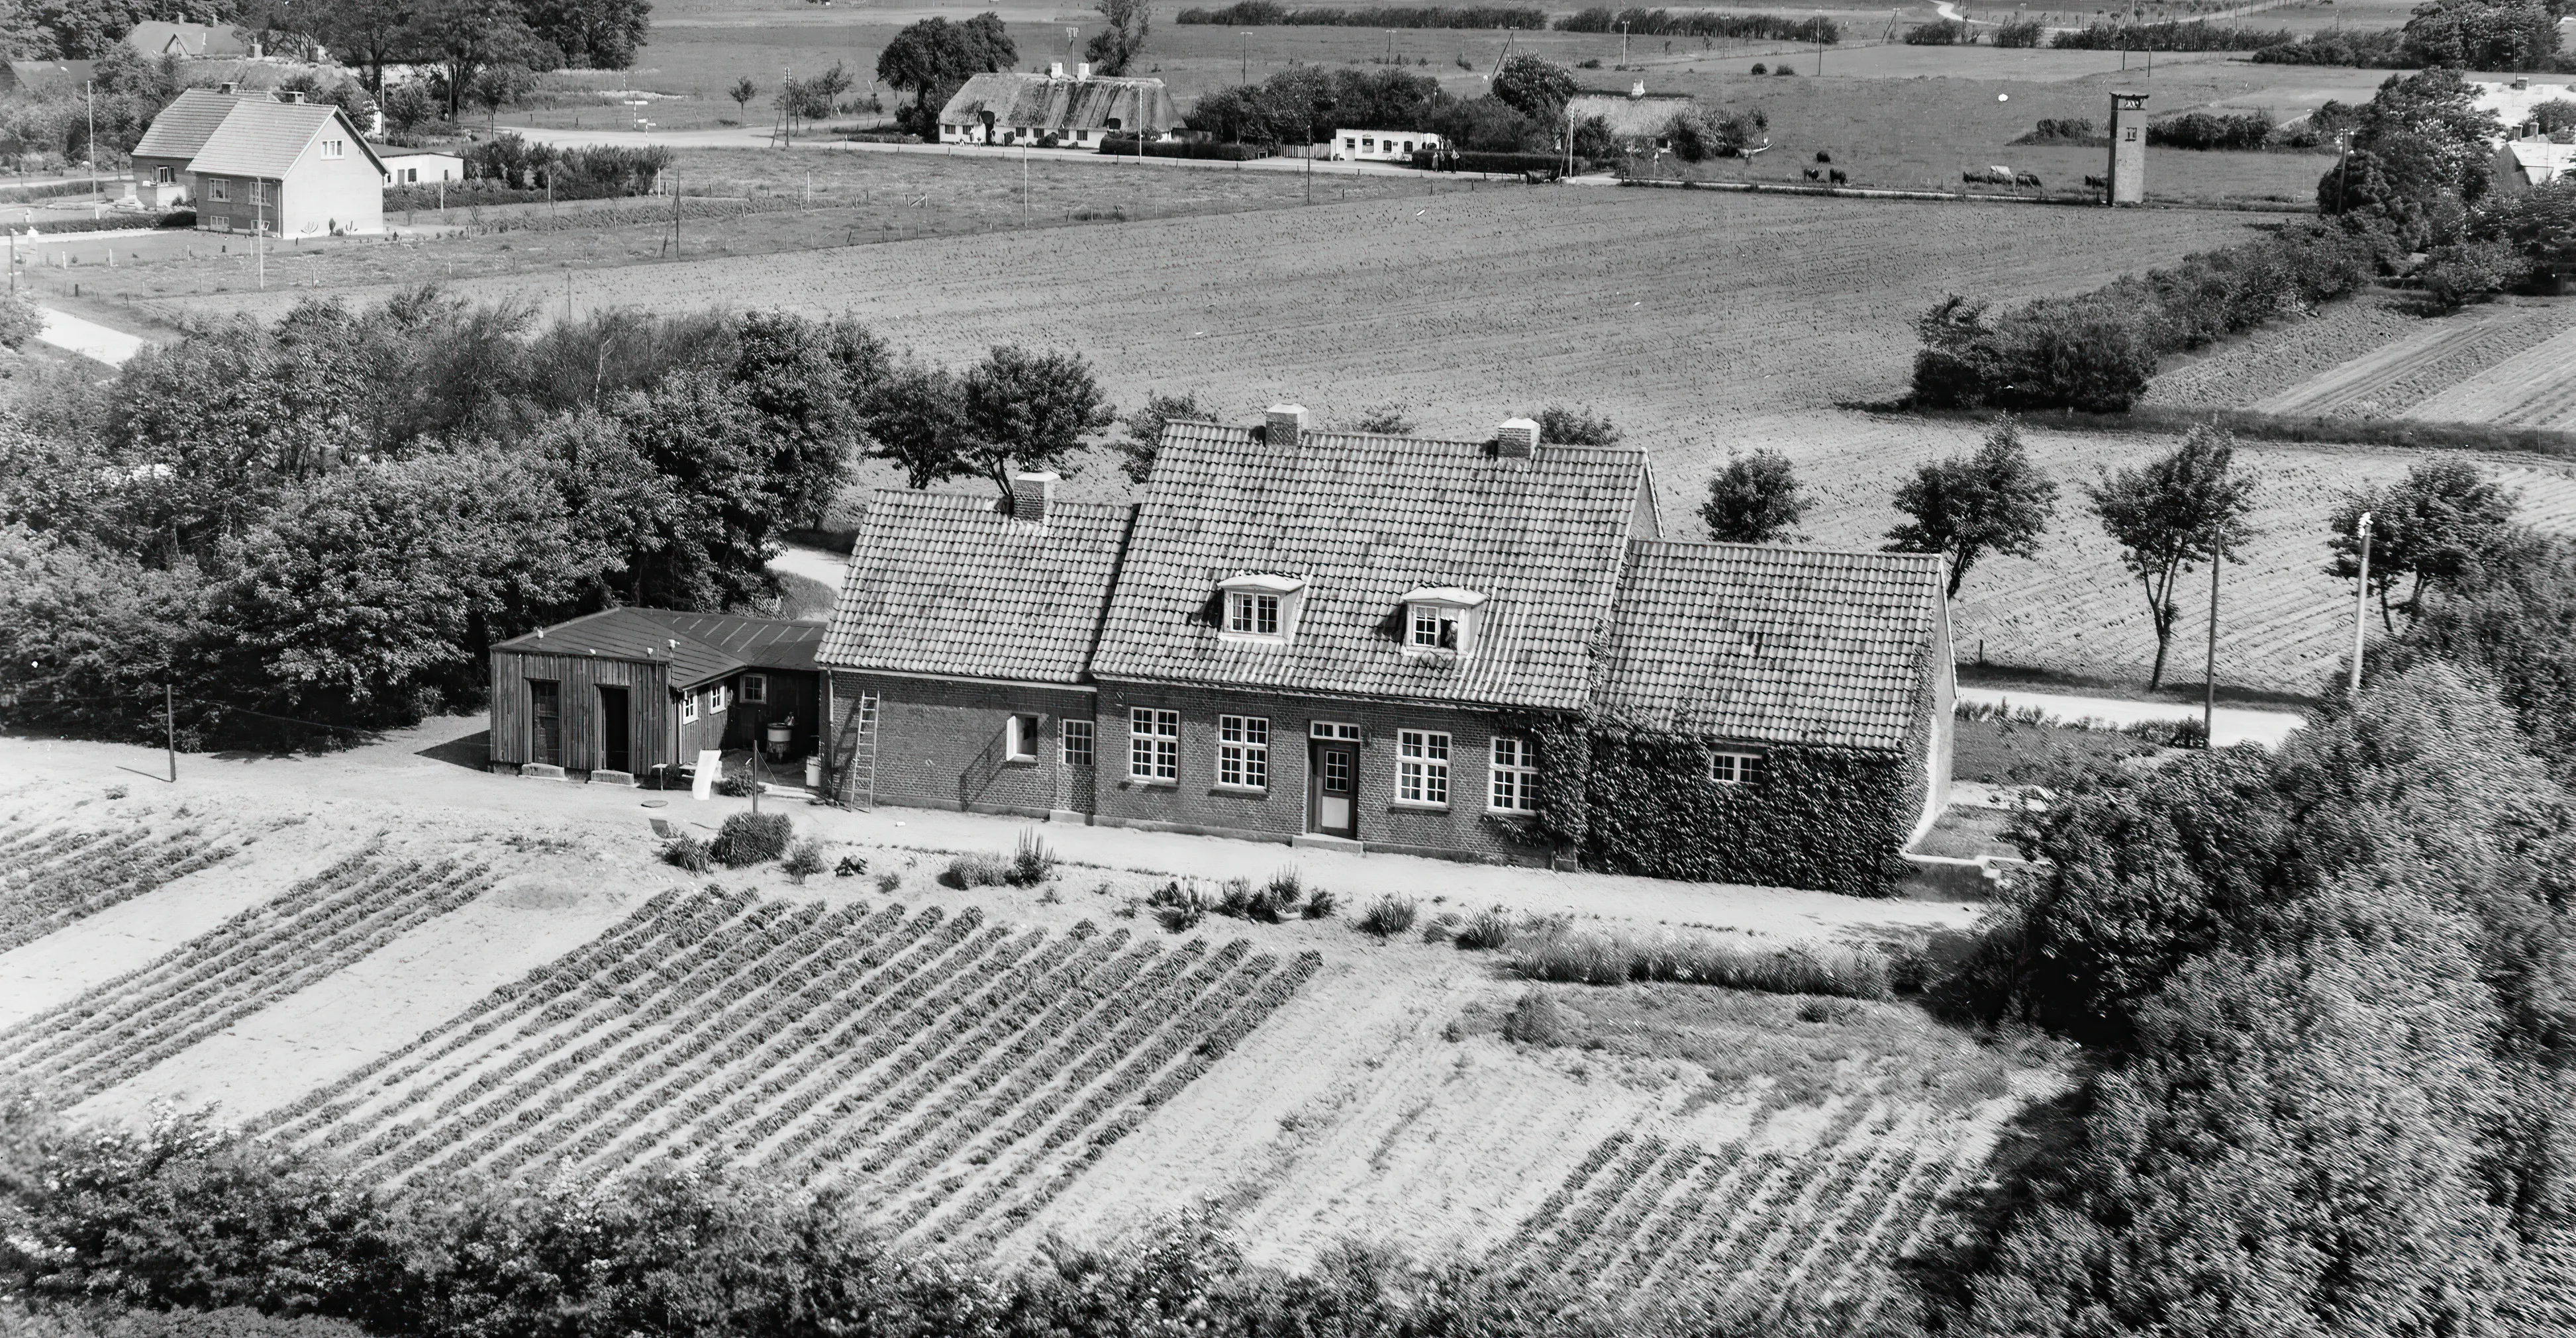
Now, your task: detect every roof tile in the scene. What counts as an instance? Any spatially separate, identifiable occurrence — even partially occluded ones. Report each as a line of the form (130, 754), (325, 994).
(820, 491), (1132, 685)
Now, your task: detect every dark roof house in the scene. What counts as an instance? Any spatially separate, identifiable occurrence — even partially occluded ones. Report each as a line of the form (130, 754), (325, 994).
(489, 608), (830, 783)
(130, 87), (269, 167)
(937, 67), (1179, 143)
(807, 406), (1955, 892)
(124, 20), (254, 58)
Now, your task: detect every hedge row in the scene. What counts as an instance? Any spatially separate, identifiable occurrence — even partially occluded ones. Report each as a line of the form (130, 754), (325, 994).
(19, 209), (191, 235)
(1175, 2), (1545, 25)
(1409, 148), (1580, 173)
(1556, 7), (1841, 40)
(1912, 220), (2383, 412)
(1095, 136), (1267, 160)
(2049, 19), (2293, 49)
(2147, 109), (2275, 151)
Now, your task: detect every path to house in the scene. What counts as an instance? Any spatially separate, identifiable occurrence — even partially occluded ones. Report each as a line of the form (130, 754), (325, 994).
(34, 306), (146, 366)
(1957, 685), (2306, 749)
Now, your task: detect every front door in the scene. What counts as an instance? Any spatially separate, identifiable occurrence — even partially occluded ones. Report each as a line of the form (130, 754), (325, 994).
(598, 686), (630, 773)
(528, 680), (562, 767)
(1309, 743), (1357, 837)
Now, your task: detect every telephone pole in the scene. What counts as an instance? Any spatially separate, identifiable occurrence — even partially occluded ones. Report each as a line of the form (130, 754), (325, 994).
(2349, 511), (2375, 695)
(2203, 538), (2220, 747)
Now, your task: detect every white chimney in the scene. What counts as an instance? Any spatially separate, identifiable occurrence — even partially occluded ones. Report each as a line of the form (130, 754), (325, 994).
(1265, 404), (1309, 448)
(1629, 79), (1646, 99)
(1050, 60), (1065, 78)
(1495, 418), (1540, 458)
(1077, 62), (1092, 79)
(217, 81), (237, 94)
(1010, 471), (1060, 522)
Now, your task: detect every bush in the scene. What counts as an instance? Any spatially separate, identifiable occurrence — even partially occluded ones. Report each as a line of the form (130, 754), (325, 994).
(834, 853), (869, 877)
(2050, 19), (2291, 50)
(1991, 18), (2046, 46)
(1420, 910), (1462, 943)
(1748, 62), (1767, 73)
(1407, 148), (1575, 175)
(1500, 989), (1576, 1044)
(711, 812), (793, 867)
(1505, 925), (1893, 999)
(940, 851), (1013, 888)
(2147, 109), (2274, 151)
(1357, 893), (1418, 937)
(1771, 63), (1796, 75)
(1178, 3), (1548, 27)
(1097, 136), (1266, 160)
(715, 772), (759, 798)
(1213, 875), (1299, 923)
(1557, 9), (1839, 42)
(1145, 879), (1207, 930)
(1904, 19), (1967, 44)
(2016, 116), (2100, 144)
(1453, 905), (1518, 951)
(781, 839), (826, 884)
(1301, 886), (1338, 919)
(1007, 828), (1056, 886)
(659, 834), (713, 873)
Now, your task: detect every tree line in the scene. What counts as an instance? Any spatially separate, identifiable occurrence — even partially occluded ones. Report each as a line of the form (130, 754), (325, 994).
(0, 288), (1109, 747)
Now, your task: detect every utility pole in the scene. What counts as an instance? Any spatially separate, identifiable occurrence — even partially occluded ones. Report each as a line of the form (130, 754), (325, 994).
(2203, 535), (2220, 747)
(1619, 20), (1630, 67)
(164, 683), (175, 783)
(2349, 511), (2374, 696)
(85, 80), (97, 205)
(1022, 138), (1030, 226)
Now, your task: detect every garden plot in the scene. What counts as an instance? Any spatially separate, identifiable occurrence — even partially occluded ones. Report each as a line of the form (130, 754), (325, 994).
(2250, 299), (2576, 420)
(2411, 323), (2576, 429)
(0, 808), (248, 955)
(257, 886), (1318, 1247)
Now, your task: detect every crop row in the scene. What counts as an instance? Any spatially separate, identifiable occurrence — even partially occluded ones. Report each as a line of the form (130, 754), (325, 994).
(1559, 1141), (1728, 1286)
(0, 855), (489, 1098)
(1599, 1147), (1750, 1298)
(313, 889), (760, 1152)
(1701, 1127), (1897, 1312)
(942, 949), (1321, 1253)
(0, 824), (240, 955)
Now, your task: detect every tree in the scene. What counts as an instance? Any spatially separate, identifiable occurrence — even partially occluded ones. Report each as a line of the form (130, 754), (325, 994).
(727, 75), (757, 118)
(876, 13), (1014, 118)
(1885, 415), (2059, 599)
(414, 0), (546, 120)
(1699, 450), (1807, 544)
(308, 0), (422, 93)
(467, 62), (535, 132)
(858, 361), (970, 489)
(2326, 458), (2518, 632)
(614, 370), (780, 612)
(379, 79), (439, 134)
(521, 0), (651, 69)
(1532, 405), (1620, 446)
(2085, 424), (2259, 691)
(1085, 0), (1150, 76)
(1111, 389), (1216, 484)
(2401, 0), (2559, 72)
(730, 310), (858, 532)
(1489, 52), (1575, 124)
(1350, 403), (1414, 434)
(960, 346), (1113, 504)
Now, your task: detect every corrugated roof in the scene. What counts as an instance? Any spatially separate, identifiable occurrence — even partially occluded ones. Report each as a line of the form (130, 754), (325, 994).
(186, 100), (383, 178)
(494, 608), (824, 689)
(126, 20), (250, 57)
(938, 72), (1179, 134)
(1599, 542), (1944, 749)
(132, 87), (263, 162)
(1568, 91), (1695, 140)
(819, 490), (1134, 685)
(1088, 424), (1648, 711)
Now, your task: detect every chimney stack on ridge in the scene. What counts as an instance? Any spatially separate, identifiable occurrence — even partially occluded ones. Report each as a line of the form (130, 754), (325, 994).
(1495, 418), (1540, 459)
(1010, 471), (1060, 523)
(1265, 404), (1309, 448)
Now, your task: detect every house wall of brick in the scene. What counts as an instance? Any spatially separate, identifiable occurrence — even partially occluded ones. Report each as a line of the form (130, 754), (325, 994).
(1093, 681), (1552, 865)
(825, 671), (1098, 819)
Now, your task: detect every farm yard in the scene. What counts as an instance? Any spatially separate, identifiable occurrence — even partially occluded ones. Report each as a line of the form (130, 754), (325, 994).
(0, 729), (2032, 1310)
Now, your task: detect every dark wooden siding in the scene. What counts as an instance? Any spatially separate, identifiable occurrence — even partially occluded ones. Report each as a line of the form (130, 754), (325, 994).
(489, 650), (672, 773)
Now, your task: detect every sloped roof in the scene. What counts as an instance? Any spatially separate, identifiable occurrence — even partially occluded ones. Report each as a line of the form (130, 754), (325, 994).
(938, 72), (1179, 133)
(132, 87), (263, 161)
(819, 491), (1134, 685)
(495, 608), (824, 689)
(2, 60), (92, 95)
(1600, 542), (1944, 750)
(126, 20), (250, 58)
(1568, 90), (1695, 140)
(1088, 424), (1650, 712)
(186, 99), (382, 178)
(370, 144), (462, 162)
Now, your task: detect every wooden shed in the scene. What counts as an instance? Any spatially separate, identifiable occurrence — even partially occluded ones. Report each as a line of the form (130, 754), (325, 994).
(488, 608), (826, 785)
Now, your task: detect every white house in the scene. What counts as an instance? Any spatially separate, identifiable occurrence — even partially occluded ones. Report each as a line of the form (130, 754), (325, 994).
(188, 96), (387, 236)
(936, 65), (1179, 147)
(1330, 128), (1440, 162)
(375, 146), (464, 186)
(2499, 133), (2576, 193)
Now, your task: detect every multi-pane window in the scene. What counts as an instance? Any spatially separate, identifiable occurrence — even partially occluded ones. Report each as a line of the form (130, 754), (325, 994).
(1005, 714), (1040, 761)
(1409, 605), (1463, 650)
(740, 673), (768, 704)
(1130, 708), (1179, 781)
(1398, 730), (1450, 805)
(681, 691), (697, 723)
(1062, 719), (1095, 766)
(1490, 737), (1537, 812)
(1709, 750), (1769, 787)
(209, 179), (228, 201)
(1229, 593), (1280, 637)
(1311, 721), (1361, 742)
(710, 684), (728, 714)
(321, 138), (345, 158)
(1218, 716), (1269, 790)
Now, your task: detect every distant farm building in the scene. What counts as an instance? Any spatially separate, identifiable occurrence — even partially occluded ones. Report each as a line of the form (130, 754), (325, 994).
(376, 146), (463, 185)
(0, 60), (92, 97)
(2499, 132), (2576, 193)
(123, 20), (256, 60)
(1566, 83), (1695, 152)
(1331, 128), (1440, 162)
(936, 66), (1178, 146)
(187, 95), (386, 236)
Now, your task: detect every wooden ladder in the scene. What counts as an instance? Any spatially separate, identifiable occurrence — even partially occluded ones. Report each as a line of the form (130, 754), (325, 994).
(834, 691), (880, 809)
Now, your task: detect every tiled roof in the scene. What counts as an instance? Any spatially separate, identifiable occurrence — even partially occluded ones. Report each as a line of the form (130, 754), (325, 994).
(187, 101), (381, 178)
(1567, 91), (1696, 140)
(1599, 542), (1945, 750)
(3, 60), (91, 95)
(1088, 424), (1650, 712)
(126, 20), (250, 57)
(132, 87), (262, 161)
(370, 144), (461, 162)
(819, 490), (1134, 685)
(494, 608), (824, 689)
(938, 72), (1179, 133)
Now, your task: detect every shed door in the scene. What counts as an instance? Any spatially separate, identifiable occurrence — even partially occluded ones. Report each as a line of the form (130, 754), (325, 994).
(529, 680), (562, 767)
(598, 686), (630, 773)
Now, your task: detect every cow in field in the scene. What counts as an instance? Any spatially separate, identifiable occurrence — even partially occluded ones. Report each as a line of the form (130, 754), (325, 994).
(2014, 171), (2041, 188)
(1828, 168), (1848, 185)
(1803, 167), (1821, 181)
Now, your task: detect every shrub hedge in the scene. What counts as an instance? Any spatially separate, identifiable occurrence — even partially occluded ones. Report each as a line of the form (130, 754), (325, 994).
(2147, 109), (2275, 150)
(19, 210), (191, 235)
(1177, 1), (1546, 24)
(711, 812), (792, 867)
(1095, 136), (1265, 160)
(2050, 19), (2292, 49)
(1556, 7), (1840, 41)
(1407, 148), (1577, 173)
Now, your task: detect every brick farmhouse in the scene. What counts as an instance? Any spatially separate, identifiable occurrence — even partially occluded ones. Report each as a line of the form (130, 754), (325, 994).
(814, 408), (1954, 893)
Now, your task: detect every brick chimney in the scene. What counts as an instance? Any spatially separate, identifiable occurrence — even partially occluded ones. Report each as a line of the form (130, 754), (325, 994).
(1009, 471), (1060, 522)
(281, 89), (305, 103)
(1265, 404), (1308, 448)
(217, 81), (237, 94)
(1495, 417), (1540, 458)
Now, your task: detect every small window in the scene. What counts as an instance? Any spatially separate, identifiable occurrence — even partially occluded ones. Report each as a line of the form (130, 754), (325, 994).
(1218, 716), (1269, 790)
(154, 166), (172, 183)
(1130, 708), (1180, 782)
(1398, 730), (1450, 806)
(1344, 137), (1356, 148)
(321, 138), (344, 159)
(1063, 719), (1096, 766)
(681, 691), (698, 724)
(1491, 737), (1536, 812)
(1409, 605), (1463, 651)
(1229, 592), (1280, 637)
(710, 684), (728, 714)
(2124, 126), (2139, 142)
(209, 179), (228, 201)
(1709, 750), (1769, 787)
(740, 673), (768, 705)
(1005, 714), (1040, 761)
(1403, 140), (1414, 152)
(405, 167), (418, 183)
(1363, 137), (1376, 150)
(1311, 721), (1361, 741)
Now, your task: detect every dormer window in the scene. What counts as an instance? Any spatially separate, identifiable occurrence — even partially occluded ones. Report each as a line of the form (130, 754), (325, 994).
(1401, 587), (1487, 659)
(1216, 573), (1308, 645)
